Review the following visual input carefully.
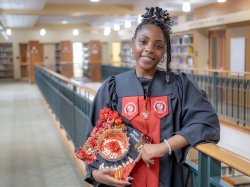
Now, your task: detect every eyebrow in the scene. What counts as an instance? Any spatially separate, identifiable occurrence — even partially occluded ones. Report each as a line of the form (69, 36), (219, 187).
(139, 35), (165, 43)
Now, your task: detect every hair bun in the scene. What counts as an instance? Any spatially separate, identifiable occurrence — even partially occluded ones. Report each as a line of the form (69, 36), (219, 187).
(141, 7), (173, 33)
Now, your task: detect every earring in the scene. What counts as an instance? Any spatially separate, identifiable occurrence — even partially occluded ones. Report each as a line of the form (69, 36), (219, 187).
(130, 48), (133, 56)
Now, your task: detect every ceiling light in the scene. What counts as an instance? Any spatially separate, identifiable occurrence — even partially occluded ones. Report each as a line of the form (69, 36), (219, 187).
(182, 1), (191, 12)
(73, 29), (79, 36)
(89, 0), (100, 2)
(217, 0), (226, 2)
(40, 28), (46, 36)
(104, 26), (111, 36)
(113, 24), (120, 31)
(124, 21), (131, 28)
(6, 29), (11, 36)
(61, 20), (68, 24)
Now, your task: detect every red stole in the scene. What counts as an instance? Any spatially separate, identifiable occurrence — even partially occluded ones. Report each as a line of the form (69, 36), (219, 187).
(122, 96), (169, 187)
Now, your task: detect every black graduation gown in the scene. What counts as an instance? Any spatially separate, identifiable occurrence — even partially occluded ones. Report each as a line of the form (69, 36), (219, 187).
(84, 69), (220, 187)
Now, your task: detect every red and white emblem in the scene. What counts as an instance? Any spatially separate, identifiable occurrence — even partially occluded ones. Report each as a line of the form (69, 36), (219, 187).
(153, 101), (166, 113)
(124, 102), (136, 116)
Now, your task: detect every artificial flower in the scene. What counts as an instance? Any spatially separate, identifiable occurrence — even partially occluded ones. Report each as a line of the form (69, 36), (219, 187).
(109, 141), (121, 152)
(100, 107), (113, 121)
(88, 137), (98, 149)
(76, 148), (97, 164)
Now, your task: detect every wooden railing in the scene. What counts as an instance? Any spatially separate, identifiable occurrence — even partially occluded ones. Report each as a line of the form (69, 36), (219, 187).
(196, 143), (250, 176)
(35, 64), (250, 187)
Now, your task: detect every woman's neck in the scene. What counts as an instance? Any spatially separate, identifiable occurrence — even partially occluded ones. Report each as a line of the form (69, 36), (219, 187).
(135, 67), (157, 79)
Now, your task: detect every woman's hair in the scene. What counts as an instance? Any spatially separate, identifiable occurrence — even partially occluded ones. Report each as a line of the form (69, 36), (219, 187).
(133, 7), (173, 73)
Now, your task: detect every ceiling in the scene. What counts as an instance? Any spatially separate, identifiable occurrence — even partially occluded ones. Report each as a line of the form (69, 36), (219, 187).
(0, 0), (219, 31)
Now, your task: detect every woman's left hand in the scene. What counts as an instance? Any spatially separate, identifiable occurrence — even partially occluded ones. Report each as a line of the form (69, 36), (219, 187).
(135, 143), (167, 167)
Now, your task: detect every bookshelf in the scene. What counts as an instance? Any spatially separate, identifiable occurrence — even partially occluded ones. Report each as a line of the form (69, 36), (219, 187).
(82, 42), (90, 78)
(88, 41), (101, 82)
(19, 43), (28, 79)
(76, 40), (102, 82)
(0, 43), (13, 78)
(54, 41), (73, 78)
(55, 43), (61, 65)
(170, 34), (194, 69)
(82, 42), (89, 64)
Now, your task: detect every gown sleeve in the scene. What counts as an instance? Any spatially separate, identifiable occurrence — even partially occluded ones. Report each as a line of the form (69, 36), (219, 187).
(84, 76), (117, 186)
(174, 73), (220, 164)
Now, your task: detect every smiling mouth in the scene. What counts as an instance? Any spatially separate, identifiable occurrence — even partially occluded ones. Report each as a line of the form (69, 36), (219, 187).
(140, 56), (155, 61)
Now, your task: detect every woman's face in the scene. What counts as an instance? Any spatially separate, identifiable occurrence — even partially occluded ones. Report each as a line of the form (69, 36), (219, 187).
(132, 24), (166, 73)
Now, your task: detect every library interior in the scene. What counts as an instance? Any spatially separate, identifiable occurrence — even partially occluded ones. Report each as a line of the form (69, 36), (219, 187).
(0, 0), (250, 186)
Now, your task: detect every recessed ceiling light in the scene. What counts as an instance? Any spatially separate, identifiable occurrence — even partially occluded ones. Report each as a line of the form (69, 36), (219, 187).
(6, 29), (11, 36)
(217, 0), (226, 2)
(73, 29), (79, 36)
(61, 20), (68, 24)
(89, 0), (100, 2)
(40, 28), (46, 36)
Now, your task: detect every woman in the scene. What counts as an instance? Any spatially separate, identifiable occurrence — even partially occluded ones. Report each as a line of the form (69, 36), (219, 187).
(84, 7), (220, 187)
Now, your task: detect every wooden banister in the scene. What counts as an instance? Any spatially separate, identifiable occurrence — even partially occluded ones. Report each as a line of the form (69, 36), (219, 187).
(196, 143), (250, 176)
(36, 64), (98, 95)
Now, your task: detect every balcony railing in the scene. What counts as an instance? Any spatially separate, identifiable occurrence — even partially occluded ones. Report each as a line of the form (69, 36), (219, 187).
(100, 65), (250, 127)
(35, 65), (250, 187)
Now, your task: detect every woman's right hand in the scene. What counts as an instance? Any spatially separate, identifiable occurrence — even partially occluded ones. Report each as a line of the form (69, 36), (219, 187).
(92, 168), (131, 187)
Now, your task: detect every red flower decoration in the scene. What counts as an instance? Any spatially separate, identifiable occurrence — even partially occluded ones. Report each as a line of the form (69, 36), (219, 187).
(109, 141), (121, 152)
(112, 111), (119, 119)
(88, 137), (97, 149)
(90, 125), (103, 137)
(115, 117), (123, 126)
(76, 107), (127, 165)
(100, 107), (113, 121)
(107, 117), (115, 124)
(76, 148), (97, 164)
(142, 133), (153, 144)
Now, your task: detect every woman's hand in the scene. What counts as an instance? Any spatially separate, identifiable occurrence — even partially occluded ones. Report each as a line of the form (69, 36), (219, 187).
(135, 143), (168, 167)
(92, 168), (132, 187)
